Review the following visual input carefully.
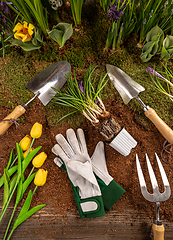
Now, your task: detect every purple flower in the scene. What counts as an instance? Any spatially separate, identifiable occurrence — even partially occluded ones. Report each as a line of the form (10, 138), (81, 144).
(107, 3), (126, 21)
(146, 67), (168, 81)
(78, 80), (99, 104)
(0, 1), (10, 16)
(78, 81), (84, 93)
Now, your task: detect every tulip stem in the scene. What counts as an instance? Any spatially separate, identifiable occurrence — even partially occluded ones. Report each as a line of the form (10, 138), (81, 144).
(10, 156), (18, 168)
(32, 186), (38, 196)
(6, 228), (14, 240)
(0, 182), (18, 222)
(27, 138), (35, 157)
(27, 166), (35, 179)
(3, 205), (17, 240)
(9, 138), (35, 169)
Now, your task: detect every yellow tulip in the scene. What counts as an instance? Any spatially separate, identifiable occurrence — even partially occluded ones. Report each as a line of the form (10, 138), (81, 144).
(34, 169), (48, 186)
(23, 147), (34, 158)
(13, 21), (35, 43)
(30, 122), (42, 139)
(19, 135), (32, 151)
(32, 152), (47, 168)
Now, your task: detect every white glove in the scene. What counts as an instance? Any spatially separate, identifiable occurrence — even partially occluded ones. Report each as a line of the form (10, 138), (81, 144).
(52, 128), (105, 218)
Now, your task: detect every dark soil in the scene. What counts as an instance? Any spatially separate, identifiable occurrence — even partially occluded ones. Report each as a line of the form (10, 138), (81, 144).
(0, 94), (173, 222)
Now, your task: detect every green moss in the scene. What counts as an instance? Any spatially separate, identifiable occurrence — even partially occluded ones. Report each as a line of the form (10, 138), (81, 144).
(1, 1), (173, 129)
(46, 102), (85, 128)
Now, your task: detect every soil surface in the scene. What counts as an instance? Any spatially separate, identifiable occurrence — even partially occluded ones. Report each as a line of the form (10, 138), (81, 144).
(0, 95), (173, 223)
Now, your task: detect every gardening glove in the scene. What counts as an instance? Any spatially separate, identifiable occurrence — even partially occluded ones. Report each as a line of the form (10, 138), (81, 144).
(91, 141), (125, 210)
(52, 128), (105, 218)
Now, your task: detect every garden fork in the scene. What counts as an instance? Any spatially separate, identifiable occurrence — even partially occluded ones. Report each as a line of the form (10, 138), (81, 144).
(136, 153), (171, 240)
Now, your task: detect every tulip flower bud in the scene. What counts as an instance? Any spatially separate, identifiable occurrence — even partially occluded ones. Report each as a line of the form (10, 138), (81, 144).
(32, 152), (47, 168)
(34, 169), (48, 186)
(23, 147), (34, 158)
(19, 135), (32, 151)
(30, 122), (42, 139)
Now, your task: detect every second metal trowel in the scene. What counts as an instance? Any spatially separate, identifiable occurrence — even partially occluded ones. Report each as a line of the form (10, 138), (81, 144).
(106, 64), (173, 143)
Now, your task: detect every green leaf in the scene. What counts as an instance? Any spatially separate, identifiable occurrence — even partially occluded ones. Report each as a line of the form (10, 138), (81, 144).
(0, 146), (41, 188)
(15, 178), (23, 206)
(3, 169), (10, 210)
(16, 143), (23, 183)
(142, 41), (158, 55)
(141, 51), (153, 62)
(47, 23), (73, 48)
(47, 28), (63, 47)
(13, 203), (46, 230)
(22, 146), (42, 172)
(163, 35), (173, 50)
(161, 46), (170, 60)
(6, 149), (15, 170)
(146, 25), (164, 42)
(17, 190), (32, 220)
(58, 23), (73, 47)
(9, 174), (18, 193)
(22, 173), (36, 198)
(34, 28), (43, 43)
(11, 39), (42, 51)
(0, 166), (18, 188)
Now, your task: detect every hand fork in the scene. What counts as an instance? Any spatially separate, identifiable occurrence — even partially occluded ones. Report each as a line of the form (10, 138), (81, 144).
(136, 153), (171, 240)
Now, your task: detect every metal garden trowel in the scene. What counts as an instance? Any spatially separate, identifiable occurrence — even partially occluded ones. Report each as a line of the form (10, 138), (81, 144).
(0, 61), (71, 135)
(106, 64), (173, 143)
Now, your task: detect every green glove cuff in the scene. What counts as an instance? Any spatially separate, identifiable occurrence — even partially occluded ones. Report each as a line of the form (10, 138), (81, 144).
(101, 179), (125, 211)
(74, 191), (105, 218)
(60, 162), (105, 218)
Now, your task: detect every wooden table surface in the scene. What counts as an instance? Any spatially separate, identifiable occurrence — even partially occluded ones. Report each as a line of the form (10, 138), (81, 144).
(0, 203), (173, 240)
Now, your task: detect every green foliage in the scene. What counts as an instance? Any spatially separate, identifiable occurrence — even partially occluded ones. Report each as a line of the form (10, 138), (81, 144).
(99, 0), (116, 12)
(0, 146), (42, 188)
(70, 0), (84, 26)
(135, 0), (173, 43)
(47, 23), (73, 48)
(41, 0), (59, 20)
(161, 36), (173, 60)
(11, 27), (43, 51)
(141, 25), (173, 62)
(146, 64), (173, 101)
(52, 64), (109, 124)
(4, 0), (49, 35)
(141, 25), (164, 62)
(105, 0), (137, 50)
(0, 140), (46, 239)
(13, 190), (45, 230)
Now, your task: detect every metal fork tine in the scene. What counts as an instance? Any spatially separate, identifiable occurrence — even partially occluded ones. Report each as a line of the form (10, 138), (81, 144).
(145, 153), (158, 190)
(155, 153), (170, 187)
(136, 153), (171, 203)
(136, 154), (146, 188)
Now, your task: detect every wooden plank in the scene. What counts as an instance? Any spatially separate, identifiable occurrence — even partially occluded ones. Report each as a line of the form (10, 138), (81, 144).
(0, 207), (173, 240)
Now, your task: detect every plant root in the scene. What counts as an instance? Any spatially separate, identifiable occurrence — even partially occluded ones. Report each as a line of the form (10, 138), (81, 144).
(94, 113), (121, 142)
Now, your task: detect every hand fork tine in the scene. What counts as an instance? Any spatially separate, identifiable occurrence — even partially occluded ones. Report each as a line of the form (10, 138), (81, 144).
(136, 153), (171, 203)
(136, 153), (171, 240)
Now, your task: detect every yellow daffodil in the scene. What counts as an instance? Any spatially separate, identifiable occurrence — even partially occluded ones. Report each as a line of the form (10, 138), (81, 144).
(23, 147), (34, 158)
(13, 21), (35, 43)
(34, 169), (48, 186)
(30, 122), (42, 139)
(32, 152), (47, 168)
(19, 135), (32, 151)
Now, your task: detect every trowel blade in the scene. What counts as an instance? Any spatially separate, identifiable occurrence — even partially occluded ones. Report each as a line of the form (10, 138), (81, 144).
(106, 64), (145, 104)
(25, 61), (71, 106)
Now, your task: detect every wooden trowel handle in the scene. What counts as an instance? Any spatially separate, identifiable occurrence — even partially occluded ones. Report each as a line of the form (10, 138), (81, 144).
(145, 108), (173, 143)
(152, 222), (164, 240)
(0, 105), (26, 135)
